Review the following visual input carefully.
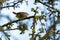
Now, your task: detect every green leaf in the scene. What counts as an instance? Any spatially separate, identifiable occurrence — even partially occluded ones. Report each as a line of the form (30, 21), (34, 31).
(56, 30), (60, 34)
(44, 17), (47, 21)
(19, 0), (23, 4)
(29, 33), (32, 36)
(5, 33), (10, 37)
(20, 31), (24, 34)
(32, 29), (35, 33)
(39, 28), (44, 33)
(18, 23), (28, 30)
(8, 38), (10, 40)
(6, 35), (10, 37)
(31, 8), (34, 11)
(36, 10), (38, 13)
(35, 16), (39, 19)
(30, 37), (33, 40)
(41, 11), (44, 14)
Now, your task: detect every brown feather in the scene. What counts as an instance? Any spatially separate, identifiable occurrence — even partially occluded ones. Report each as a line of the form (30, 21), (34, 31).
(12, 12), (29, 18)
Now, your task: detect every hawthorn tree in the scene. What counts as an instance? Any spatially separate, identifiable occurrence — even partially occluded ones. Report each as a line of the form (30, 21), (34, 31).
(0, 0), (60, 40)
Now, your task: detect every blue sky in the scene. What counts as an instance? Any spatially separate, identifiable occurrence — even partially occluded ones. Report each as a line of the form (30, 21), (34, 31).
(0, 0), (60, 40)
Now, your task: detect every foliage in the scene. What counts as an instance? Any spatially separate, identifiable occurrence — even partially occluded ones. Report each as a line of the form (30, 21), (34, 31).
(0, 0), (60, 40)
(18, 23), (28, 34)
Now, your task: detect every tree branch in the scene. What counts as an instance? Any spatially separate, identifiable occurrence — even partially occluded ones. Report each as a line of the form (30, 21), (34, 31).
(0, 1), (22, 9)
(0, 16), (34, 27)
(40, 17), (60, 40)
(38, 1), (60, 13)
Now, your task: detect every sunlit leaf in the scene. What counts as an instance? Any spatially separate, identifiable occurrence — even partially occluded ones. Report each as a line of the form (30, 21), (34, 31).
(36, 10), (38, 13)
(32, 29), (35, 33)
(31, 8), (34, 11)
(44, 17), (47, 21)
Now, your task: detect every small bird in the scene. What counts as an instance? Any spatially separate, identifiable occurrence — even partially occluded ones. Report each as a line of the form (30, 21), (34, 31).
(13, 12), (29, 19)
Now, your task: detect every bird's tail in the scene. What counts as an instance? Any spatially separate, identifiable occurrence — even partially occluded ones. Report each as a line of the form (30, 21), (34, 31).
(12, 12), (16, 14)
